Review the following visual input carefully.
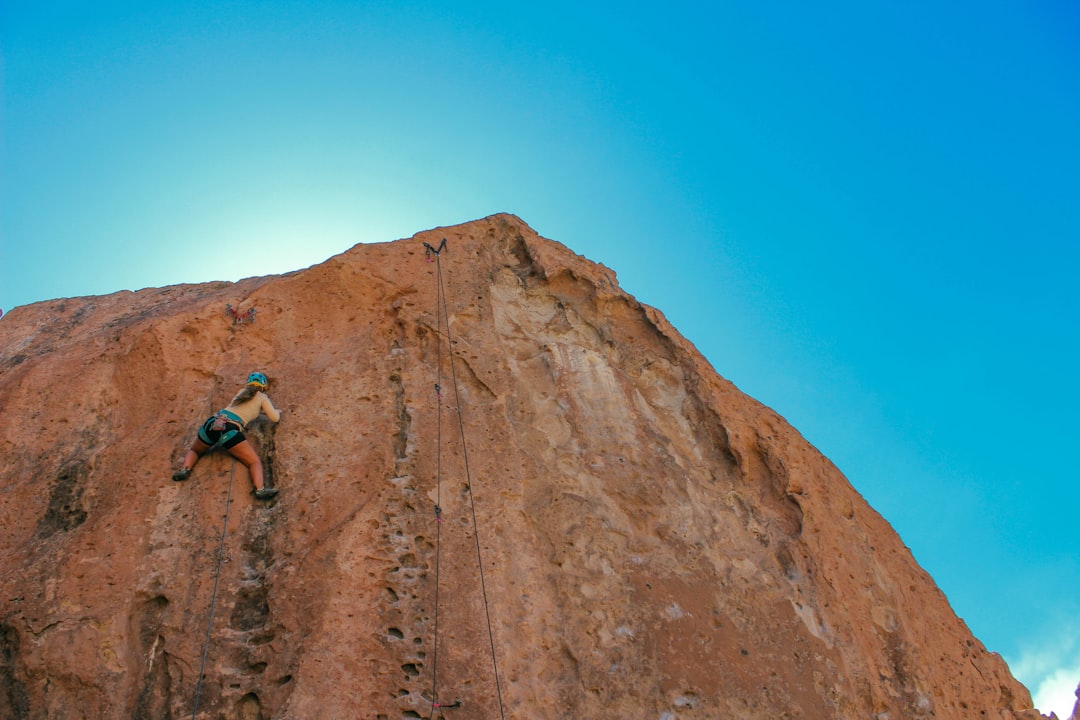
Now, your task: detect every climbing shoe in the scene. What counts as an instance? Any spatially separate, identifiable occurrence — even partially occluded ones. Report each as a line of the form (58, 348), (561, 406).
(253, 487), (279, 500)
(172, 468), (191, 482)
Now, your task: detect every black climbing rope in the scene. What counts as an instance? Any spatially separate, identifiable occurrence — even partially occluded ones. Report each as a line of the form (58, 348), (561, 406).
(428, 239), (447, 718)
(423, 239), (506, 720)
(191, 458), (236, 720)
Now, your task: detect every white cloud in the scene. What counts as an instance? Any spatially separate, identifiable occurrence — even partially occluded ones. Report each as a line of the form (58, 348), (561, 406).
(1031, 668), (1080, 719)
(1009, 626), (1080, 719)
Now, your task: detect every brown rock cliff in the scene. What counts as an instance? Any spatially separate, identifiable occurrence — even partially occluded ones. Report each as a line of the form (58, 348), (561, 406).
(0, 214), (1046, 719)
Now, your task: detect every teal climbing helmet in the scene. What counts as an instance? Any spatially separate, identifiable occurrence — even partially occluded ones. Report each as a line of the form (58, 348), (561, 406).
(246, 371), (268, 389)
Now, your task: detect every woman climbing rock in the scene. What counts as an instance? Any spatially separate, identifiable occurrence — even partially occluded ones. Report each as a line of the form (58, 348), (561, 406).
(173, 371), (282, 499)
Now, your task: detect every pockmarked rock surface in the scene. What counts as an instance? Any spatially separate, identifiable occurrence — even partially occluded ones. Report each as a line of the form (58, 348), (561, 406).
(0, 214), (1048, 719)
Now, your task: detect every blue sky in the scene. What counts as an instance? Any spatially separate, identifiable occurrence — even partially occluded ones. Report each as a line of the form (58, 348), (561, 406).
(2, 1), (1078, 714)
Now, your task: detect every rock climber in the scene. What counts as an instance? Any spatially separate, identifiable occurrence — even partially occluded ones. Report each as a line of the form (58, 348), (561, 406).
(173, 371), (282, 500)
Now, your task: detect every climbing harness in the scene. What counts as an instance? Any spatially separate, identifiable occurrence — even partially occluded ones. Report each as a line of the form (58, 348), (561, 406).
(191, 459), (236, 719)
(225, 304), (257, 324)
(423, 239), (506, 720)
(197, 410), (245, 448)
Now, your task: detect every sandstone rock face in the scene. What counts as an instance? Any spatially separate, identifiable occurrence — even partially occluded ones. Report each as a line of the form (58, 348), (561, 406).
(0, 214), (1046, 719)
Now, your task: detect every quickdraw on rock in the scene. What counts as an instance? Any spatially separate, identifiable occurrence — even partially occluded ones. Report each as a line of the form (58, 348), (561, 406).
(432, 700), (462, 709)
(225, 304), (257, 324)
(424, 238), (447, 262)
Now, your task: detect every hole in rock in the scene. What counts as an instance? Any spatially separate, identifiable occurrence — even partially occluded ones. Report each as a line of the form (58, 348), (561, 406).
(230, 585), (270, 631)
(237, 691), (263, 720)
